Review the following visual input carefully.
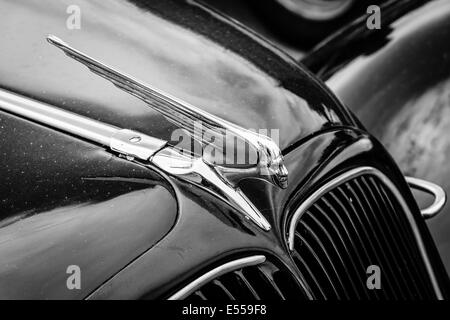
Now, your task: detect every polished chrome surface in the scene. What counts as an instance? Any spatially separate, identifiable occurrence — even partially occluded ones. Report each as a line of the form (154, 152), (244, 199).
(167, 255), (266, 300)
(406, 176), (447, 219)
(152, 147), (272, 230)
(287, 166), (443, 299)
(0, 88), (167, 161)
(110, 129), (166, 161)
(0, 88), (115, 147)
(47, 35), (288, 190)
(0, 88), (271, 231)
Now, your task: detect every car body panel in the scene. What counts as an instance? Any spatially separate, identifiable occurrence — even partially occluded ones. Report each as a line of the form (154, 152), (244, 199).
(0, 0), (355, 151)
(303, 0), (450, 275)
(89, 128), (449, 299)
(0, 111), (177, 299)
(0, 0), (357, 299)
(0, 0), (448, 299)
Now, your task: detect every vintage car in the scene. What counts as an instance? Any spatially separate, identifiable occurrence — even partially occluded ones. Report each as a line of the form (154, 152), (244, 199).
(303, 0), (450, 277)
(0, 0), (448, 300)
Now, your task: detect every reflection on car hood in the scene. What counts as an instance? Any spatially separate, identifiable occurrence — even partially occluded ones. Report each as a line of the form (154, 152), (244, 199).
(0, 0), (355, 151)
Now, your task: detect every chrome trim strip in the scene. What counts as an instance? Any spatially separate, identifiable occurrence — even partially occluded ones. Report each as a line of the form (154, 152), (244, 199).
(287, 166), (443, 299)
(405, 176), (447, 219)
(0, 89), (271, 231)
(168, 255), (266, 300)
(0, 88), (116, 146)
(0, 88), (167, 160)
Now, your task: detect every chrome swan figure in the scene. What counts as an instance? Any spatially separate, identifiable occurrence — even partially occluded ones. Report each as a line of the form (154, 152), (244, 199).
(0, 35), (290, 231)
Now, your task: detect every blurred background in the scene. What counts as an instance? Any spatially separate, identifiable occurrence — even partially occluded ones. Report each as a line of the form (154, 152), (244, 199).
(201, 0), (383, 60)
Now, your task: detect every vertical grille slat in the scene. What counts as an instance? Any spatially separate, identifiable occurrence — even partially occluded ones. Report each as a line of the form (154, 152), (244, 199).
(201, 281), (230, 300)
(351, 180), (404, 299)
(305, 211), (363, 299)
(369, 177), (419, 261)
(342, 183), (397, 299)
(313, 203), (373, 299)
(292, 250), (327, 299)
(295, 232), (341, 298)
(321, 196), (374, 270)
(212, 280), (236, 300)
(289, 171), (437, 300)
(324, 194), (389, 298)
(373, 179), (434, 297)
(344, 182), (398, 299)
(234, 270), (261, 300)
(359, 177), (419, 299)
(194, 290), (208, 300)
(180, 258), (308, 300)
(255, 266), (286, 300)
(299, 220), (352, 299)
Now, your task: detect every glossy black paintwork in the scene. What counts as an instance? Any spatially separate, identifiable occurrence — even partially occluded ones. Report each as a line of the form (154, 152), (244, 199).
(0, 0), (447, 299)
(0, 111), (177, 299)
(89, 128), (449, 299)
(0, 0), (353, 299)
(303, 0), (450, 276)
(0, 0), (355, 151)
(0, 0), (362, 299)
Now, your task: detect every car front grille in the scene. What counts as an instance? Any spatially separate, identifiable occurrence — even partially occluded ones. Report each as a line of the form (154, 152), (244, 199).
(169, 168), (440, 301)
(289, 170), (437, 299)
(178, 257), (308, 301)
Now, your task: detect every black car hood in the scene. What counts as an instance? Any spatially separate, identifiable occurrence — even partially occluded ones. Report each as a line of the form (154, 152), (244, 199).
(0, 0), (358, 299)
(0, 0), (355, 151)
(0, 110), (178, 299)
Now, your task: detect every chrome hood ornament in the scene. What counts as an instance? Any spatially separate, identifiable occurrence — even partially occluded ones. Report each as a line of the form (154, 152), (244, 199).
(0, 35), (290, 231)
(47, 35), (288, 190)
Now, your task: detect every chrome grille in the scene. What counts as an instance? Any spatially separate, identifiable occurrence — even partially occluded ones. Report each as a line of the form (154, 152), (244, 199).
(289, 170), (438, 299)
(172, 256), (308, 300)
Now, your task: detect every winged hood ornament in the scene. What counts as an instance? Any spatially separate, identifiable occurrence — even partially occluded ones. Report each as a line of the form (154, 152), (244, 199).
(47, 35), (288, 190)
(0, 35), (290, 231)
